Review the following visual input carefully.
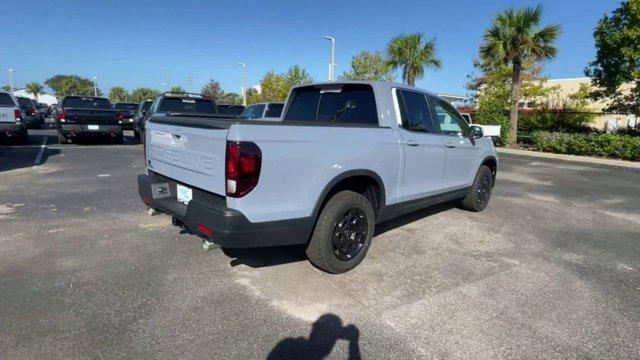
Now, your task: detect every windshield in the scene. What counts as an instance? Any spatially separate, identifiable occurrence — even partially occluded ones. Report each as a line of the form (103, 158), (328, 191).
(62, 97), (113, 109)
(114, 103), (138, 110)
(17, 98), (34, 108)
(158, 98), (217, 114)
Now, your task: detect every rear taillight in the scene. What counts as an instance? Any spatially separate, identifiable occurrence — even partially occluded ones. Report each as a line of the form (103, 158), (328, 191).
(14, 109), (21, 122)
(28, 108), (35, 115)
(116, 113), (123, 123)
(58, 110), (66, 123)
(225, 141), (261, 197)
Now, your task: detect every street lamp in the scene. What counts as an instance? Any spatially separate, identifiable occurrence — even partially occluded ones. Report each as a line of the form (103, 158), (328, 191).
(8, 68), (14, 93)
(238, 62), (247, 107)
(323, 36), (336, 82)
(91, 76), (98, 96)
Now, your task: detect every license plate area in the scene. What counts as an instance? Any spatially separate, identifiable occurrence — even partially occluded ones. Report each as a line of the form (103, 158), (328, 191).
(87, 124), (99, 130)
(176, 184), (193, 205)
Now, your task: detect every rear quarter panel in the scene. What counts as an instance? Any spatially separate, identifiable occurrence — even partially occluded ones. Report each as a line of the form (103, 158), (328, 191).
(226, 123), (402, 223)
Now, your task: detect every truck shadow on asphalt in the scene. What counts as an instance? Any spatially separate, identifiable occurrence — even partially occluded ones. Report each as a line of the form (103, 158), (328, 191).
(267, 313), (361, 360)
(0, 134), (61, 172)
(223, 201), (458, 269)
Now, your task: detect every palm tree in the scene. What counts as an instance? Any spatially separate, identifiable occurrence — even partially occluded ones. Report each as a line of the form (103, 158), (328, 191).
(480, 5), (560, 145)
(25, 82), (44, 102)
(386, 33), (441, 86)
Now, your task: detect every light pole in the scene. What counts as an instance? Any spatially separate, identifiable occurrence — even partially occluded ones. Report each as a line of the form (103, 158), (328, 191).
(323, 36), (335, 81)
(91, 76), (98, 96)
(238, 62), (247, 106)
(8, 69), (14, 93)
(186, 76), (194, 93)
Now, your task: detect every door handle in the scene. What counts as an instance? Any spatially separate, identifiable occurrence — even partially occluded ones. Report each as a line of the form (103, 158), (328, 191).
(404, 140), (419, 146)
(446, 144), (456, 148)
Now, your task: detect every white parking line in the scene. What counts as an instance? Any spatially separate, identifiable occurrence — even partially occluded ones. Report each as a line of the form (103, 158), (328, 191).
(33, 137), (48, 166)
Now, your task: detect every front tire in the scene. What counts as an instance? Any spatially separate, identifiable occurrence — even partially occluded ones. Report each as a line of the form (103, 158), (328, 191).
(306, 191), (375, 274)
(461, 165), (493, 212)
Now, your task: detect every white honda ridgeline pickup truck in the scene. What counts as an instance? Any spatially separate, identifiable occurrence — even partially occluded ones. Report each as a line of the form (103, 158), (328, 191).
(138, 81), (498, 273)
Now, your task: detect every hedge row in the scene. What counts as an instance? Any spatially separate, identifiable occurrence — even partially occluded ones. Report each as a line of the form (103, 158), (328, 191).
(531, 132), (640, 161)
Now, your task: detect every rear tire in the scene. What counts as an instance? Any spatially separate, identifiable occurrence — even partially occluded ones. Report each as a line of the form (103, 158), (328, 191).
(461, 165), (493, 212)
(306, 191), (375, 274)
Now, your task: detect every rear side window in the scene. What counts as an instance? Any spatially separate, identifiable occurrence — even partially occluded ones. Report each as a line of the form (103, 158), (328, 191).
(265, 103), (283, 118)
(62, 97), (112, 109)
(0, 93), (15, 106)
(158, 98), (217, 114)
(284, 84), (378, 125)
(397, 90), (434, 133)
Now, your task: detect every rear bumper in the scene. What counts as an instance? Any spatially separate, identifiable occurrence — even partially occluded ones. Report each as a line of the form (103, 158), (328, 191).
(138, 172), (313, 248)
(120, 119), (136, 130)
(59, 124), (122, 137)
(0, 123), (27, 138)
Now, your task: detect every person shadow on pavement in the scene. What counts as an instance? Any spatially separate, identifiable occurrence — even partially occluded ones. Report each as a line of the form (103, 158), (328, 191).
(267, 313), (361, 360)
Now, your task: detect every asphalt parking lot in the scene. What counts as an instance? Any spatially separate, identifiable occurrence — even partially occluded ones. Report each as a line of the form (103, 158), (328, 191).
(1, 123), (639, 359)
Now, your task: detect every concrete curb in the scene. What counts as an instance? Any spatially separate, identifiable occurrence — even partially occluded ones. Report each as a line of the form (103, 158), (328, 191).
(497, 147), (640, 170)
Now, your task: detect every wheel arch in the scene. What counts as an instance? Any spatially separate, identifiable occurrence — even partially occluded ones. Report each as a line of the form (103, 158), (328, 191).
(480, 156), (498, 184)
(311, 169), (386, 222)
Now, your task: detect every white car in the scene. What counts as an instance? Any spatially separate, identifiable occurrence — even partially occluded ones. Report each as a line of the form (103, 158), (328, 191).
(239, 102), (284, 121)
(0, 92), (28, 144)
(460, 113), (502, 144)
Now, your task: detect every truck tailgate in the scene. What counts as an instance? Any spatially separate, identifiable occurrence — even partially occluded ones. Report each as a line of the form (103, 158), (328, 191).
(146, 121), (229, 196)
(0, 107), (15, 123)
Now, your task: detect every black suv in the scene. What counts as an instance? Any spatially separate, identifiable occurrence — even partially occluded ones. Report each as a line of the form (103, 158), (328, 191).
(113, 103), (139, 130)
(136, 93), (228, 143)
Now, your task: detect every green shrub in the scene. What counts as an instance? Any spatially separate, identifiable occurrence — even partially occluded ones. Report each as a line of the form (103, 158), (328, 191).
(519, 110), (596, 134)
(532, 131), (640, 161)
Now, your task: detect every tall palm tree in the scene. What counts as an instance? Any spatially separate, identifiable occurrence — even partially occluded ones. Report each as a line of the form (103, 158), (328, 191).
(480, 5), (560, 145)
(25, 82), (44, 102)
(386, 33), (441, 86)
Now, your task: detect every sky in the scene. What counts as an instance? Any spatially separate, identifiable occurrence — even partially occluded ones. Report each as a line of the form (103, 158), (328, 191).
(1, 0), (620, 97)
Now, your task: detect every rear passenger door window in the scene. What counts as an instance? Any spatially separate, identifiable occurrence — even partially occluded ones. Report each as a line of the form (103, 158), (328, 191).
(397, 90), (434, 133)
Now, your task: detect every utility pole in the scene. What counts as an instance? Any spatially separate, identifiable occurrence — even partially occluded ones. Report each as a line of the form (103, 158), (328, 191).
(186, 76), (194, 93)
(323, 36), (336, 81)
(91, 76), (98, 96)
(238, 62), (247, 106)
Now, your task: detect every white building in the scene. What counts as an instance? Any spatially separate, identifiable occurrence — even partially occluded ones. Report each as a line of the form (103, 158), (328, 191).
(11, 88), (58, 105)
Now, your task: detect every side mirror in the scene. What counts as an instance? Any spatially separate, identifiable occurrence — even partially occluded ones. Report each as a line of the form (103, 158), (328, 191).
(469, 125), (483, 139)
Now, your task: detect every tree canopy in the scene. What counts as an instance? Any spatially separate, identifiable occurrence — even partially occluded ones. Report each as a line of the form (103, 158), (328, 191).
(585, 0), (640, 115)
(342, 51), (395, 82)
(253, 65), (313, 103)
(25, 82), (44, 101)
(478, 5), (560, 144)
(130, 88), (160, 103)
(386, 33), (441, 86)
(201, 80), (225, 102)
(45, 75), (100, 97)
(109, 87), (130, 103)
